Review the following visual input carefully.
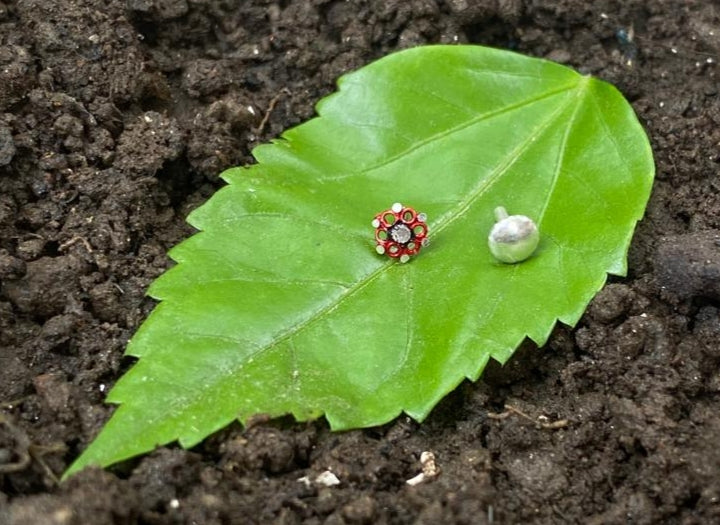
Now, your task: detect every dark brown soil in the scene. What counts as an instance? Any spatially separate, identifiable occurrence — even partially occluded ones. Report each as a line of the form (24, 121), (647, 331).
(1, 0), (720, 523)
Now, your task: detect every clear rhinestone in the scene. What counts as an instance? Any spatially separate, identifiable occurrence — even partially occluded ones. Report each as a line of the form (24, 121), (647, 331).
(417, 212), (427, 222)
(390, 223), (412, 244)
(391, 202), (403, 213)
(371, 218), (380, 228)
(421, 238), (430, 246)
(376, 245), (386, 255)
(400, 254), (410, 263)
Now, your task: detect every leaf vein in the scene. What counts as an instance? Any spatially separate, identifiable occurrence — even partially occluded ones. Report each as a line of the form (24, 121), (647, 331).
(219, 212), (365, 240)
(377, 272), (414, 388)
(432, 84), (582, 236)
(197, 277), (351, 289)
(537, 77), (589, 225)
(325, 82), (578, 181)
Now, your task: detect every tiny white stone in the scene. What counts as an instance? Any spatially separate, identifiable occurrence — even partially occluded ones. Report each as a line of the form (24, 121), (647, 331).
(391, 202), (403, 213)
(371, 218), (380, 228)
(297, 475), (311, 488)
(376, 245), (386, 255)
(406, 451), (439, 485)
(417, 212), (427, 222)
(400, 254), (410, 263)
(315, 471), (340, 487)
(420, 451), (439, 477)
(406, 473), (426, 486)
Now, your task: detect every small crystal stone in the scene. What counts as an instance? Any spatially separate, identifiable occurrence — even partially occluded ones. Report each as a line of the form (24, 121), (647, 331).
(400, 254), (410, 263)
(371, 218), (380, 228)
(417, 212), (427, 222)
(390, 223), (412, 244)
(376, 245), (386, 255)
(392, 202), (403, 213)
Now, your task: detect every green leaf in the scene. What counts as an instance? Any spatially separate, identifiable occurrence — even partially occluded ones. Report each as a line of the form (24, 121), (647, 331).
(65, 45), (654, 478)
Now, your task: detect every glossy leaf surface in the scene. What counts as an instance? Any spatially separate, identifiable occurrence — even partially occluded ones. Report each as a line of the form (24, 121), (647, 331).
(66, 45), (654, 477)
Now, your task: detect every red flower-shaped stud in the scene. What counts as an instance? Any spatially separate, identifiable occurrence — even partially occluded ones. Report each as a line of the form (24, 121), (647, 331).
(372, 203), (428, 263)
